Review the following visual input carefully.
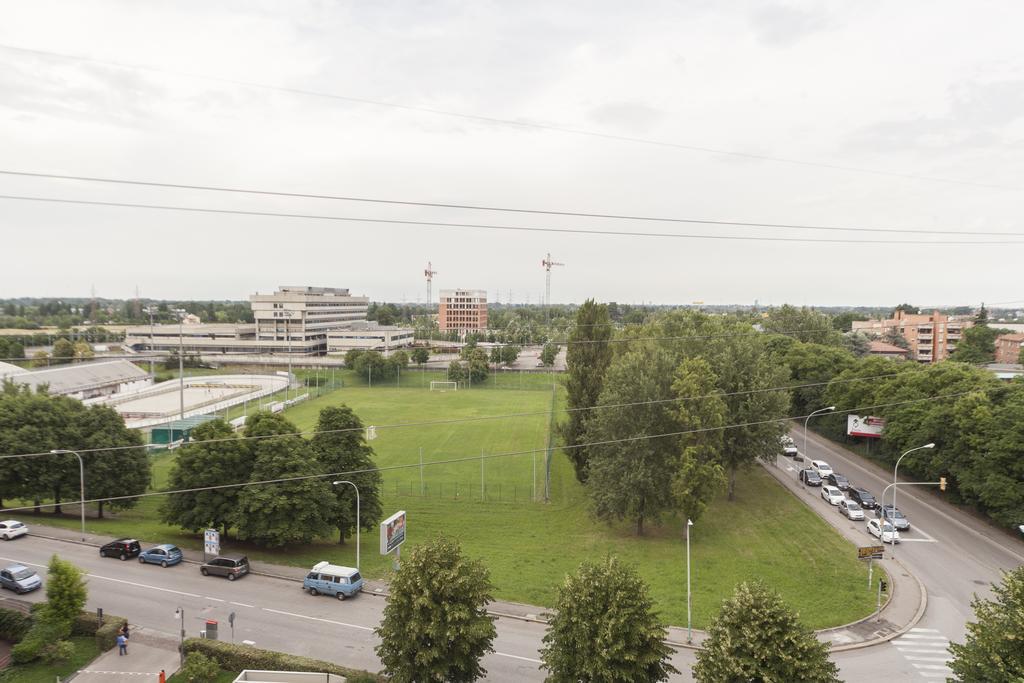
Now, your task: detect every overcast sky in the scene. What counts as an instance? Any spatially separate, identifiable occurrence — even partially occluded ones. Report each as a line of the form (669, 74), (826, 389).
(2, 1), (1023, 307)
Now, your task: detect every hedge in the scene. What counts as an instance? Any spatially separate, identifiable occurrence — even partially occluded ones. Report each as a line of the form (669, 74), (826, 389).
(0, 608), (32, 642)
(182, 639), (385, 681)
(71, 611), (128, 651)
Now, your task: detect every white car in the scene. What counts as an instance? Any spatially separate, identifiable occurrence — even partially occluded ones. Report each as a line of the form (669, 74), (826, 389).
(811, 460), (834, 479)
(838, 499), (865, 521)
(820, 485), (844, 506)
(780, 435), (799, 457)
(867, 518), (900, 544)
(0, 521), (28, 541)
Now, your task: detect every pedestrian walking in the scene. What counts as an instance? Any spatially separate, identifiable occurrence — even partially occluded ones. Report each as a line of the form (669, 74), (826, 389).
(117, 633), (128, 656)
(119, 623), (130, 640)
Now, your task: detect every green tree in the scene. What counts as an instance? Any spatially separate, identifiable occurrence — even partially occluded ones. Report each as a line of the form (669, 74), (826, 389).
(52, 338), (75, 364)
(672, 357), (727, 523)
(540, 557), (678, 682)
(949, 325), (1008, 364)
(948, 566), (1024, 682)
(160, 420), (253, 537)
(72, 341), (93, 361)
(410, 347), (429, 364)
(30, 350), (50, 367)
(448, 359), (468, 384)
(78, 405), (150, 518)
(585, 348), (680, 535)
(561, 300), (614, 482)
(540, 342), (559, 367)
(763, 305), (842, 345)
(176, 651), (221, 682)
(310, 405), (383, 545)
(673, 450), (726, 526)
(41, 555), (88, 628)
(375, 537), (496, 682)
(1019, 347), (1024, 366)
(893, 303), (919, 315)
(831, 311), (868, 332)
(781, 342), (855, 415)
(694, 581), (840, 683)
(975, 304), (989, 326)
(344, 349), (365, 368)
(499, 344), (520, 366)
(234, 413), (333, 547)
(841, 331), (872, 357)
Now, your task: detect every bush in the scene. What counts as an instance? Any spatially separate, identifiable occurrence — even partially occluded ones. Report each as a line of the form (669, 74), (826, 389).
(0, 608), (32, 642)
(182, 639), (384, 681)
(177, 652), (221, 683)
(11, 620), (65, 664)
(41, 639), (76, 664)
(94, 617), (127, 651)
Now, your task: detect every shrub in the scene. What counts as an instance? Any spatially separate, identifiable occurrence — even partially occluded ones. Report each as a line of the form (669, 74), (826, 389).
(11, 620), (65, 664)
(177, 652), (221, 683)
(0, 608), (32, 642)
(95, 617), (127, 651)
(182, 639), (384, 681)
(41, 639), (76, 664)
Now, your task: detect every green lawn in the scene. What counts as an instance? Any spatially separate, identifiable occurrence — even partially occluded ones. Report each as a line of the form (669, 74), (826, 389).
(26, 381), (880, 630)
(0, 637), (100, 683)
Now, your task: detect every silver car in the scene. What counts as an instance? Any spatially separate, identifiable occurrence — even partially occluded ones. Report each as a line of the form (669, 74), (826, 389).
(838, 498), (864, 521)
(0, 564), (41, 593)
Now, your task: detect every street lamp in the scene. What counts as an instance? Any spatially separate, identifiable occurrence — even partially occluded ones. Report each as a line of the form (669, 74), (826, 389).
(50, 450), (85, 541)
(803, 406), (835, 464)
(174, 607), (185, 666)
(172, 308), (187, 421)
(686, 518), (694, 644)
(281, 310), (294, 402)
(890, 443), (935, 542)
(332, 480), (361, 569)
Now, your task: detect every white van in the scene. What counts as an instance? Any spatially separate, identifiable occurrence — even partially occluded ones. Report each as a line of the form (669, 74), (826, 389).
(303, 561), (364, 600)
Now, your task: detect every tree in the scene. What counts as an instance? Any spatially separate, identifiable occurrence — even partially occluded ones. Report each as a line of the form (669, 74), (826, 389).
(448, 359), (468, 384)
(841, 331), (872, 357)
(780, 342), (855, 416)
(77, 404), (150, 518)
(585, 348), (681, 535)
(694, 581), (840, 683)
(344, 348), (365, 368)
(763, 305), (842, 345)
(975, 304), (990, 326)
(882, 327), (911, 350)
(1019, 347), (1024, 366)
(499, 344), (520, 366)
(30, 350), (49, 367)
(673, 450), (726, 526)
(160, 420), (253, 537)
(176, 652), (221, 682)
(375, 537), (496, 682)
(561, 300), (614, 482)
(540, 557), (678, 682)
(234, 413), (333, 546)
(40, 555), (88, 628)
(310, 405), (383, 545)
(949, 325), (1008, 364)
(672, 358), (727, 523)
(893, 303), (919, 315)
(72, 341), (93, 361)
(540, 341), (559, 367)
(948, 566), (1024, 681)
(52, 338), (75, 364)
(410, 347), (429, 365)
(831, 311), (868, 332)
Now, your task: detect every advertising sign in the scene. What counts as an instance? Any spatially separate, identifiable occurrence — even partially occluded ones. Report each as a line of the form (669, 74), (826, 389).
(380, 510), (407, 555)
(847, 415), (886, 438)
(858, 545), (884, 560)
(204, 528), (220, 556)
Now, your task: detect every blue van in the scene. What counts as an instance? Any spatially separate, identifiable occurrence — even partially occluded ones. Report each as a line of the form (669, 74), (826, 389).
(303, 561), (364, 600)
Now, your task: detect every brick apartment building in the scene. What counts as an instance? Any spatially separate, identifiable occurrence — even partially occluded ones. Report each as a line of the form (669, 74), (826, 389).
(852, 310), (972, 363)
(438, 289), (488, 336)
(995, 333), (1024, 364)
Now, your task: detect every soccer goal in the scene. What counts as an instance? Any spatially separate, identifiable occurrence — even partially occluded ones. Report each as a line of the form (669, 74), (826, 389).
(430, 381), (458, 392)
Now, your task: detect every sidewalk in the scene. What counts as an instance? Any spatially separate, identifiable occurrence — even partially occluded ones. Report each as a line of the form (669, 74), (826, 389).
(71, 627), (180, 682)
(31, 513), (923, 653)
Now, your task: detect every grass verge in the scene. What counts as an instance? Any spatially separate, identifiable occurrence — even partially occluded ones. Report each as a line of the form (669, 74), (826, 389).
(0, 636), (100, 683)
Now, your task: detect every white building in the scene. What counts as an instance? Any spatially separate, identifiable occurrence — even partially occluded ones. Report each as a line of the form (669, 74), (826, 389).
(0, 360), (152, 400)
(326, 321), (415, 353)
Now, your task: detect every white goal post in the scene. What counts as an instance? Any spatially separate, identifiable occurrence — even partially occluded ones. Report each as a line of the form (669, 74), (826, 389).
(430, 381), (458, 392)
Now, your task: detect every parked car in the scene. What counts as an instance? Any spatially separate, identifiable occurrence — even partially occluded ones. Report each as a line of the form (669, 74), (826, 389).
(820, 485), (845, 505)
(780, 435), (799, 457)
(825, 473), (850, 491)
(200, 555), (250, 581)
(138, 544), (184, 568)
(799, 469), (823, 486)
(0, 521), (28, 541)
(878, 505), (911, 531)
(0, 564), (41, 593)
(303, 561), (364, 600)
(838, 498), (865, 521)
(99, 538), (142, 561)
(849, 487), (878, 510)
(810, 460), (834, 479)
(867, 518), (900, 544)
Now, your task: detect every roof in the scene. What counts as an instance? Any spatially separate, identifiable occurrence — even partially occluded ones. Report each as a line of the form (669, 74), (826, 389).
(311, 561), (359, 576)
(4, 360), (148, 395)
(150, 415), (217, 432)
(996, 332), (1024, 342)
(0, 361), (29, 378)
(868, 340), (910, 355)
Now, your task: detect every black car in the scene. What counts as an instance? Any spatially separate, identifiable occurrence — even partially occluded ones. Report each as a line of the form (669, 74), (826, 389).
(799, 469), (823, 486)
(849, 487), (877, 509)
(826, 473), (850, 491)
(99, 538), (141, 561)
(200, 555), (250, 581)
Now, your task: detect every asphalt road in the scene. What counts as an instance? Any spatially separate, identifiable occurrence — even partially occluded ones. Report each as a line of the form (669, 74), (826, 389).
(792, 428), (1024, 680)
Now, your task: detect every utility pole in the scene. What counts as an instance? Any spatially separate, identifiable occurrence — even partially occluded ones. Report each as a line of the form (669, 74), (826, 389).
(424, 262), (438, 315)
(541, 252), (565, 326)
(172, 308), (187, 421)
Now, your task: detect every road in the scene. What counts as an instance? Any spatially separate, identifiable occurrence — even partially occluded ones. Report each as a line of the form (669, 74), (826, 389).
(792, 428), (1024, 680)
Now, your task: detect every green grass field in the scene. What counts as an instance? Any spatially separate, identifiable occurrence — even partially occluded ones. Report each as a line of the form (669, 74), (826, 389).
(0, 636), (100, 683)
(24, 379), (880, 630)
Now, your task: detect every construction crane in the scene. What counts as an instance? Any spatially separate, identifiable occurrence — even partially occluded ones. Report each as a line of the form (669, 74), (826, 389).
(542, 252), (565, 323)
(424, 261), (438, 310)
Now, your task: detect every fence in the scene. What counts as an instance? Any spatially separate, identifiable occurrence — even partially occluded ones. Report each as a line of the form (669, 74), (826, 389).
(388, 479), (541, 504)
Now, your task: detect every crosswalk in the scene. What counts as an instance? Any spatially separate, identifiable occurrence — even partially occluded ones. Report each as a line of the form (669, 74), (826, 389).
(892, 628), (953, 679)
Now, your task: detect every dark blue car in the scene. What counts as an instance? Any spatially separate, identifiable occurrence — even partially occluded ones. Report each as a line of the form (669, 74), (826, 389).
(138, 544), (184, 568)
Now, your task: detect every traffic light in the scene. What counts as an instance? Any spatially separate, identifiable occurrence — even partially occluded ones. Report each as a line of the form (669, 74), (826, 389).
(939, 476), (947, 491)
(880, 578), (888, 593)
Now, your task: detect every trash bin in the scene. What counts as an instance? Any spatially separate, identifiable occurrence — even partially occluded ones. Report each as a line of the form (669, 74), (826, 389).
(205, 619), (218, 640)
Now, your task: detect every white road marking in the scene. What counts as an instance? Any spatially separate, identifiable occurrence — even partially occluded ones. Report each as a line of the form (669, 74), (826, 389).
(897, 647), (950, 654)
(918, 672), (953, 678)
(495, 652), (542, 663)
(898, 634), (948, 641)
(912, 664), (954, 670)
(205, 596), (226, 602)
(0, 555), (205, 599)
(904, 656), (953, 662)
(898, 537), (938, 543)
(261, 607), (374, 632)
(230, 601), (255, 608)
(909, 627), (941, 633)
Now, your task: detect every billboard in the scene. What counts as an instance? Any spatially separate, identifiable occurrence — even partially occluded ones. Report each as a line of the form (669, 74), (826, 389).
(858, 545), (884, 560)
(380, 510), (407, 555)
(204, 528), (220, 556)
(847, 415), (886, 438)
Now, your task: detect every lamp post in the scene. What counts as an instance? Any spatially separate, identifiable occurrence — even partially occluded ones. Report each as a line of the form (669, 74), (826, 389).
(50, 449), (85, 541)
(332, 480), (361, 569)
(803, 405), (835, 463)
(143, 305), (157, 377)
(172, 308), (186, 421)
(889, 443), (935, 557)
(281, 310), (294, 402)
(174, 607), (185, 666)
(686, 518), (694, 644)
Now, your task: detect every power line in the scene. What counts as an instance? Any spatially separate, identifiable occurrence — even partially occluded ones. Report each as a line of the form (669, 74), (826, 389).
(0, 44), (1018, 193)
(0, 369), (914, 461)
(3, 170), (1024, 237)
(0, 388), (990, 514)
(1, 194), (1021, 246)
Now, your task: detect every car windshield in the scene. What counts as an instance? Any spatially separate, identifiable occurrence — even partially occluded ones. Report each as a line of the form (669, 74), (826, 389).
(882, 523), (895, 532)
(847, 502), (861, 510)
(167, 546), (181, 554)
(12, 568), (34, 580)
(891, 510), (905, 519)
